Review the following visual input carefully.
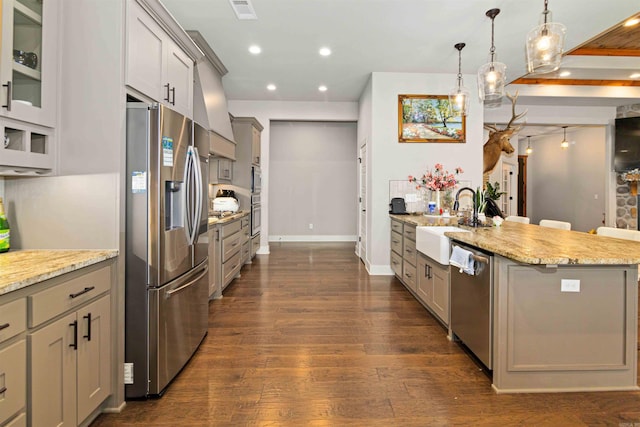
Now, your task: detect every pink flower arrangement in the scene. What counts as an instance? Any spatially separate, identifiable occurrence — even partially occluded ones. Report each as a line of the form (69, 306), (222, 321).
(409, 163), (463, 191)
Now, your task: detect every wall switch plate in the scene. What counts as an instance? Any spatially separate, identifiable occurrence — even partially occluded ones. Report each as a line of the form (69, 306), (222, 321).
(309, 223), (313, 230)
(561, 279), (580, 292)
(124, 363), (134, 384)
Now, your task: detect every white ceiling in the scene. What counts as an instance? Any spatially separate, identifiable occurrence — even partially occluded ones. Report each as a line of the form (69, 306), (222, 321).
(161, 0), (640, 106)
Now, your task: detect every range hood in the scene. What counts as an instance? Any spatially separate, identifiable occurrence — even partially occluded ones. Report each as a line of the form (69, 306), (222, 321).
(187, 31), (237, 151)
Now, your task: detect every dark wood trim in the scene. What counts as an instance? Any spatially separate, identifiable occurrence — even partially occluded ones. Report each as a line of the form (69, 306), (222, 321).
(569, 47), (640, 57)
(511, 78), (640, 87)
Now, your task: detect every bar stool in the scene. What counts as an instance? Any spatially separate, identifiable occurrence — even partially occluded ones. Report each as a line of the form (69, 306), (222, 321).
(505, 215), (530, 224)
(597, 226), (640, 281)
(539, 219), (571, 230)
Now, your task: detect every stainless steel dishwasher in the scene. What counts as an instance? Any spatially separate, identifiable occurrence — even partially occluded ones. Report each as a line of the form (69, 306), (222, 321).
(450, 242), (494, 369)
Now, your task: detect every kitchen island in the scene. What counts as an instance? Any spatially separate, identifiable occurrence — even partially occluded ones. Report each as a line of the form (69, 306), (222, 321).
(446, 222), (640, 393)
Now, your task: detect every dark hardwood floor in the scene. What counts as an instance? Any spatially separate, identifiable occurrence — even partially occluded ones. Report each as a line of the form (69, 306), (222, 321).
(93, 242), (640, 426)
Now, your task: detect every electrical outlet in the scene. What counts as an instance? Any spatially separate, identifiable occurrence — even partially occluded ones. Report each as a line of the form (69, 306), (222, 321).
(309, 223), (313, 230)
(124, 363), (134, 384)
(561, 279), (580, 292)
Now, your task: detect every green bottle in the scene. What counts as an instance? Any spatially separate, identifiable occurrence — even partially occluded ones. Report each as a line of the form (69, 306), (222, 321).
(0, 197), (10, 253)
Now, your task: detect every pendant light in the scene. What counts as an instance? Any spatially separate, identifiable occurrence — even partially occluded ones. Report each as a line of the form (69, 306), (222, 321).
(526, 136), (533, 154)
(526, 0), (566, 74)
(448, 43), (470, 116)
(560, 126), (569, 149)
(478, 8), (506, 108)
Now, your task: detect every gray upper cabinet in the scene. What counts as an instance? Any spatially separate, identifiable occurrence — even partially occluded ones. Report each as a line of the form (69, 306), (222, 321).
(0, 0), (59, 127)
(0, 0), (59, 175)
(125, 0), (194, 118)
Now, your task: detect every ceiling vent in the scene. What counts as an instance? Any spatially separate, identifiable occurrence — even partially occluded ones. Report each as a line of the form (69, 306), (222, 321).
(229, 0), (257, 20)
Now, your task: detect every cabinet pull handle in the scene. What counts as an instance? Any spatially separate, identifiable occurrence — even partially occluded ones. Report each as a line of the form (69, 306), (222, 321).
(170, 86), (176, 105)
(69, 286), (95, 299)
(164, 83), (170, 102)
(2, 81), (11, 111)
(0, 322), (9, 331)
(69, 320), (78, 350)
(0, 386), (6, 394)
(83, 313), (92, 341)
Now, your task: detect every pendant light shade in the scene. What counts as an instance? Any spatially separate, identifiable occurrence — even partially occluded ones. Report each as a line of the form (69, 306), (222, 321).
(526, 136), (533, 154)
(526, 0), (566, 74)
(478, 8), (506, 108)
(449, 43), (470, 116)
(560, 126), (569, 149)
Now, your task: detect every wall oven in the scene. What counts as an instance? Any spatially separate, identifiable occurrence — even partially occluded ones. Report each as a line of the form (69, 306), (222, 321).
(251, 166), (261, 193)
(251, 193), (261, 237)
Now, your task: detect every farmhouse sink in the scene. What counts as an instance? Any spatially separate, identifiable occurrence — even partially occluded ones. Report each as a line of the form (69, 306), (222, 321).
(416, 226), (470, 265)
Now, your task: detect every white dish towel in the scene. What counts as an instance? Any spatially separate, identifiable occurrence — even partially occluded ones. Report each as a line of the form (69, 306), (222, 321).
(449, 245), (475, 275)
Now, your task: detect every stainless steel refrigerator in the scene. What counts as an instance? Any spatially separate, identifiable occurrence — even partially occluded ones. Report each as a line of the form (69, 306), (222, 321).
(125, 103), (209, 398)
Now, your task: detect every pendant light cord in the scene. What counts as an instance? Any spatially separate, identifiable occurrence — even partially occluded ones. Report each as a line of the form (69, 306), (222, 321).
(543, 0), (549, 25)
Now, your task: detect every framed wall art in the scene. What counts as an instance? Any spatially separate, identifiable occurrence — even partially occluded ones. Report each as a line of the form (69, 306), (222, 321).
(398, 94), (466, 143)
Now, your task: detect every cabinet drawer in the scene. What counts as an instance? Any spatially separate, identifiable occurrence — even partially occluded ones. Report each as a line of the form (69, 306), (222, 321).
(222, 251), (242, 286)
(0, 340), (26, 425)
(403, 225), (417, 241)
(241, 216), (250, 229)
(403, 238), (417, 266)
(0, 299), (26, 344)
(221, 219), (242, 238)
(390, 251), (403, 277)
(391, 219), (403, 234)
(402, 260), (417, 291)
(29, 266), (111, 328)
(4, 412), (26, 427)
(390, 231), (403, 255)
(222, 233), (243, 262)
(242, 241), (250, 261)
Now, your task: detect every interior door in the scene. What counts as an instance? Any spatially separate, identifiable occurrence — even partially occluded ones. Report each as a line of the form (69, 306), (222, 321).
(358, 141), (367, 263)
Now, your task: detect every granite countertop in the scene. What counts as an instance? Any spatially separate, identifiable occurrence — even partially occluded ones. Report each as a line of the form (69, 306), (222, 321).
(0, 249), (118, 296)
(390, 213), (459, 227)
(444, 221), (640, 265)
(208, 210), (249, 226)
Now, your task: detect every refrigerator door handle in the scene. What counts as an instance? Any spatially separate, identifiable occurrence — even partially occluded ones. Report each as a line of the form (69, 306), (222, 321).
(192, 146), (203, 237)
(166, 264), (208, 297)
(183, 147), (194, 244)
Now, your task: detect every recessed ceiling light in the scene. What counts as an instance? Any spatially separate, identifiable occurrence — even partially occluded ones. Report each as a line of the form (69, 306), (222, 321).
(630, 73), (640, 79)
(248, 45), (261, 54)
(559, 70), (571, 77)
(266, 84), (276, 91)
(319, 47), (332, 56)
(318, 85), (328, 92)
(624, 17), (640, 27)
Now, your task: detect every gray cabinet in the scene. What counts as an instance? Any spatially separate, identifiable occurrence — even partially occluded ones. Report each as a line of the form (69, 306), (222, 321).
(125, 0), (193, 118)
(391, 217), (450, 327)
(209, 214), (249, 298)
(390, 219), (404, 278)
(417, 252), (450, 326)
(0, 299), (26, 426)
(231, 117), (263, 205)
(28, 265), (112, 427)
(0, 0), (59, 175)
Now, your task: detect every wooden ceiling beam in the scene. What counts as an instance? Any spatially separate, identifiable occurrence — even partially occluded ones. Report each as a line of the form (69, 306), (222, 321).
(511, 78), (640, 86)
(569, 47), (640, 57)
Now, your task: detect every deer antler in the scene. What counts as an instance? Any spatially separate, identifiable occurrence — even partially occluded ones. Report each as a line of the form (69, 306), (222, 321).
(504, 91), (527, 131)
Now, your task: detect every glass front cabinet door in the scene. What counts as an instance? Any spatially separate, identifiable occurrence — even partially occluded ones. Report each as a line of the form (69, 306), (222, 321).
(0, 0), (58, 128)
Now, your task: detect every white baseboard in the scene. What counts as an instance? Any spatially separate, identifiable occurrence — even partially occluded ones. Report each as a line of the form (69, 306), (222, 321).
(269, 235), (358, 242)
(368, 264), (395, 276)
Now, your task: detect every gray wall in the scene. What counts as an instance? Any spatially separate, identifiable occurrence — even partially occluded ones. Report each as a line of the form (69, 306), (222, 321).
(527, 127), (606, 232)
(269, 121), (357, 240)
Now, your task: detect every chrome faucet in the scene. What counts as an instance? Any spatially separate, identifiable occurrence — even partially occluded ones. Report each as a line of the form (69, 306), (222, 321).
(453, 186), (478, 227)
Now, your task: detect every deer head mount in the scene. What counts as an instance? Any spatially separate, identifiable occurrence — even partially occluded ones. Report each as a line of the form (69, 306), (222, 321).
(483, 92), (527, 174)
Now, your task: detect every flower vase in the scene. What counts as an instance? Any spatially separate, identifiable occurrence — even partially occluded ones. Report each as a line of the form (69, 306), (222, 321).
(435, 189), (441, 212)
